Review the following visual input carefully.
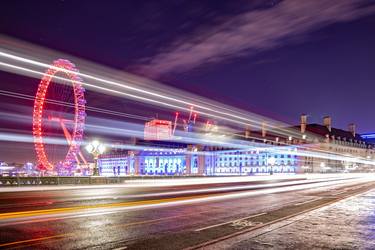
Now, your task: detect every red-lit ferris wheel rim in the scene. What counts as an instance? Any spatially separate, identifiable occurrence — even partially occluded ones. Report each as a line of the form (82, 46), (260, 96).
(32, 59), (86, 170)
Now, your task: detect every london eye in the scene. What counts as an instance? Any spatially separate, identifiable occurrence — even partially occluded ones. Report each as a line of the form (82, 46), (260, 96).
(32, 59), (86, 171)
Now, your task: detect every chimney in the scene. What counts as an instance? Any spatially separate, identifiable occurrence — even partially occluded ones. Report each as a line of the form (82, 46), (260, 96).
(300, 114), (307, 134)
(323, 116), (332, 132)
(262, 122), (267, 137)
(245, 126), (251, 139)
(348, 123), (356, 137)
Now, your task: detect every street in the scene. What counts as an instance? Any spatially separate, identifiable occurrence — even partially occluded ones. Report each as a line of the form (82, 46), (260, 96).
(0, 174), (374, 249)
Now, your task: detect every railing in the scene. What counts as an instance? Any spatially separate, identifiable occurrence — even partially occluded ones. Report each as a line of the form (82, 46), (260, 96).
(0, 175), (205, 186)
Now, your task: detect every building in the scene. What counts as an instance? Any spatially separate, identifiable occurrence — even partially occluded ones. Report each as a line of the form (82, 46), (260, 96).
(293, 115), (375, 173)
(98, 139), (299, 177)
(144, 119), (173, 140)
(205, 147), (298, 176)
(97, 115), (375, 176)
(97, 140), (192, 176)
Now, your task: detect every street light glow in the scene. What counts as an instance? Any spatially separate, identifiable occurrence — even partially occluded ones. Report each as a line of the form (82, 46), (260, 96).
(85, 140), (106, 176)
(85, 144), (94, 154)
(92, 140), (99, 148)
(98, 144), (106, 154)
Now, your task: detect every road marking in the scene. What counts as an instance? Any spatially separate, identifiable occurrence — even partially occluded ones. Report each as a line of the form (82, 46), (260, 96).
(0, 193), (211, 221)
(230, 220), (263, 229)
(1, 180), (373, 248)
(331, 191), (346, 196)
(294, 197), (322, 206)
(187, 183), (375, 250)
(0, 234), (69, 248)
(195, 212), (267, 232)
(0, 211), (207, 248)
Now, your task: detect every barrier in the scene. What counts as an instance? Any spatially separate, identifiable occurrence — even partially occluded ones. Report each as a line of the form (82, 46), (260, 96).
(0, 175), (204, 186)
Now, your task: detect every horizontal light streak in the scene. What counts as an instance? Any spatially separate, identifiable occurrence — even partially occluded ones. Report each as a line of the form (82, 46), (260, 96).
(0, 89), (152, 121)
(0, 44), (373, 168)
(0, 60), (304, 146)
(0, 126), (374, 167)
(0, 175), (372, 223)
(0, 48), (303, 139)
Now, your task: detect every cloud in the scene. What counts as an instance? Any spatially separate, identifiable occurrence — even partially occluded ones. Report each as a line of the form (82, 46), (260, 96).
(137, 0), (375, 75)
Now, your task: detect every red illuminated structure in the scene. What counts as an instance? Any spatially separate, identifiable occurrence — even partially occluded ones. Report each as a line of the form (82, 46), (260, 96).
(32, 59), (86, 170)
(144, 119), (172, 140)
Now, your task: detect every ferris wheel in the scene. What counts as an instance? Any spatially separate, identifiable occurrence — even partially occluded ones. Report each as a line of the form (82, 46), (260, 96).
(32, 59), (86, 170)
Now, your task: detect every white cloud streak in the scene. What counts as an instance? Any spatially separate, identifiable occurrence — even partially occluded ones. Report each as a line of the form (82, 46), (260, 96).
(138, 0), (375, 75)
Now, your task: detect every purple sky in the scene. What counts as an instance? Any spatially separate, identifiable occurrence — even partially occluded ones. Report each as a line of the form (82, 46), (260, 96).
(1, 0), (375, 162)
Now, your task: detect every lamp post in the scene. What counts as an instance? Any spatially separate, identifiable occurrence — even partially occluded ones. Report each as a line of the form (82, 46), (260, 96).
(85, 140), (106, 176)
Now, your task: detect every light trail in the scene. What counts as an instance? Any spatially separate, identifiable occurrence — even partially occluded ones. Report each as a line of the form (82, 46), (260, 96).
(0, 96), (373, 167)
(0, 174), (370, 191)
(0, 61), (196, 115)
(0, 50), (269, 126)
(0, 88), (345, 162)
(0, 44), (373, 169)
(0, 49), (304, 139)
(0, 34), (292, 130)
(0, 93), (374, 169)
(0, 89), (152, 121)
(32, 176), (357, 201)
(0, 126), (374, 167)
(0, 100), (372, 166)
(0, 174), (372, 224)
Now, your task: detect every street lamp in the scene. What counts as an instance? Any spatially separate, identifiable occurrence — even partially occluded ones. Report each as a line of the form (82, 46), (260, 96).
(85, 140), (106, 176)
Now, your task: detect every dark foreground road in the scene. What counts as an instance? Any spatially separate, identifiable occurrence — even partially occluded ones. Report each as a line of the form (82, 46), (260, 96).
(0, 174), (374, 249)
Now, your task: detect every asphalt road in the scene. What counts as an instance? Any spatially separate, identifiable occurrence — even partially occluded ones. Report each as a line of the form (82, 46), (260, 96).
(0, 174), (373, 249)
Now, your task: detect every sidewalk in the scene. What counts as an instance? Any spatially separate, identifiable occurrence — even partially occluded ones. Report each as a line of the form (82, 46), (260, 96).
(207, 188), (375, 249)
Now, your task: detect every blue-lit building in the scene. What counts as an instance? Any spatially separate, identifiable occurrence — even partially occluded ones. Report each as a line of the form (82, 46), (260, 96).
(97, 155), (130, 176)
(206, 148), (297, 176)
(96, 114), (375, 176)
(97, 139), (299, 176)
(97, 140), (195, 176)
(139, 148), (187, 175)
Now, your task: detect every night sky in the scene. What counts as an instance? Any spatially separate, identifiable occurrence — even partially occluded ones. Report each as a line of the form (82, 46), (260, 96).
(1, 0), (375, 163)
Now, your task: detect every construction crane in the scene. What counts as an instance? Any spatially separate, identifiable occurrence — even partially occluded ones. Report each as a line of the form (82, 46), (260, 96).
(172, 106), (199, 134)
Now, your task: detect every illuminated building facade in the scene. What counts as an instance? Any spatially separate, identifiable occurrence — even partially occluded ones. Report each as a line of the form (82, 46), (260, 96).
(97, 141), (196, 176)
(144, 119), (173, 140)
(97, 143), (298, 177)
(97, 115), (375, 176)
(207, 148), (297, 175)
(291, 115), (375, 173)
(139, 149), (187, 175)
(97, 155), (130, 176)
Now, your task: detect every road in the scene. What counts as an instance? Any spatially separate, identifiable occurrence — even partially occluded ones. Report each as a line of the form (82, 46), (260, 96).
(0, 174), (374, 249)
